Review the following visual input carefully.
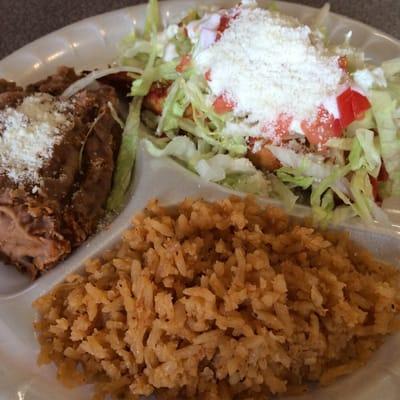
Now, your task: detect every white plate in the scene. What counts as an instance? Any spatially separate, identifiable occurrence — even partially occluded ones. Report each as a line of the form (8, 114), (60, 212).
(0, 1), (400, 399)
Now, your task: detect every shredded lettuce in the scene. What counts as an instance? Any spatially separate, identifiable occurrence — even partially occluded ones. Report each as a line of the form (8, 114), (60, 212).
(156, 78), (183, 135)
(370, 90), (400, 196)
(382, 57), (400, 79)
(315, 188), (335, 225)
(195, 155), (256, 182)
(346, 109), (376, 134)
(144, 0), (160, 38)
(131, 61), (180, 97)
(312, 3), (330, 43)
(222, 172), (270, 195)
(144, 136), (266, 186)
(310, 165), (352, 222)
(276, 167), (314, 189)
(354, 129), (381, 177)
(268, 145), (331, 180)
(141, 110), (159, 130)
(118, 33), (152, 67)
(178, 118), (247, 156)
(130, 43), (180, 97)
(331, 205), (357, 224)
(179, 9), (200, 26)
(326, 133), (381, 178)
(312, 3), (330, 30)
(269, 174), (298, 211)
(349, 169), (375, 224)
(130, 35), (159, 96)
(183, 77), (227, 132)
(107, 97), (143, 212)
(144, 136), (198, 161)
(173, 28), (194, 56)
(326, 137), (354, 150)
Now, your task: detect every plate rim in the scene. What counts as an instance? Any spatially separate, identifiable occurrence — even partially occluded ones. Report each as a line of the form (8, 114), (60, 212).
(1, 0), (399, 67)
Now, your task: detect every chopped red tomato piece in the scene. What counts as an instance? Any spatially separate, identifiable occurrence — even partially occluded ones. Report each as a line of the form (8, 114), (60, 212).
(369, 176), (380, 202)
(301, 107), (343, 146)
(260, 114), (293, 140)
(274, 113), (293, 140)
(337, 88), (371, 128)
(369, 162), (389, 203)
(337, 88), (354, 128)
(338, 56), (348, 71)
(216, 14), (233, 41)
(378, 162), (389, 182)
(219, 15), (231, 33)
(213, 94), (235, 114)
(176, 55), (191, 73)
(351, 90), (371, 119)
(205, 69), (212, 81)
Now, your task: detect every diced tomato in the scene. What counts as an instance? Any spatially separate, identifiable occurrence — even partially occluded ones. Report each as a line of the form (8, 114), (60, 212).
(378, 162), (389, 182)
(369, 162), (389, 203)
(216, 14), (231, 41)
(219, 15), (231, 33)
(338, 56), (348, 71)
(176, 55), (191, 73)
(213, 94), (235, 114)
(337, 88), (354, 128)
(205, 69), (212, 81)
(301, 107), (343, 146)
(351, 90), (371, 119)
(274, 113), (293, 140)
(369, 176), (380, 202)
(337, 87), (371, 128)
(260, 114), (293, 140)
(333, 118), (342, 135)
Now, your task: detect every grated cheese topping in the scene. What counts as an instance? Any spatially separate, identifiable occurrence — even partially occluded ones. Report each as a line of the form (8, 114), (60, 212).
(0, 93), (74, 184)
(194, 8), (343, 136)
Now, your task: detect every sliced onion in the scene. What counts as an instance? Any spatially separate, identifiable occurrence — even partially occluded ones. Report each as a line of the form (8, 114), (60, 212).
(62, 66), (143, 98)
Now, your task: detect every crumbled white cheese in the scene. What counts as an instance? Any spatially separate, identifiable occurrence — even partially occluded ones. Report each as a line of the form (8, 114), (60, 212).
(353, 67), (387, 92)
(252, 139), (263, 153)
(322, 94), (340, 119)
(289, 119), (304, 136)
(241, 0), (258, 8)
(163, 43), (179, 61)
(195, 8), (343, 137)
(223, 120), (262, 137)
(0, 93), (74, 184)
(157, 24), (179, 44)
(157, 24), (179, 60)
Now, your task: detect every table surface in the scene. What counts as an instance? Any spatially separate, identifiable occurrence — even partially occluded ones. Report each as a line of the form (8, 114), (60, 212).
(0, 0), (399, 60)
